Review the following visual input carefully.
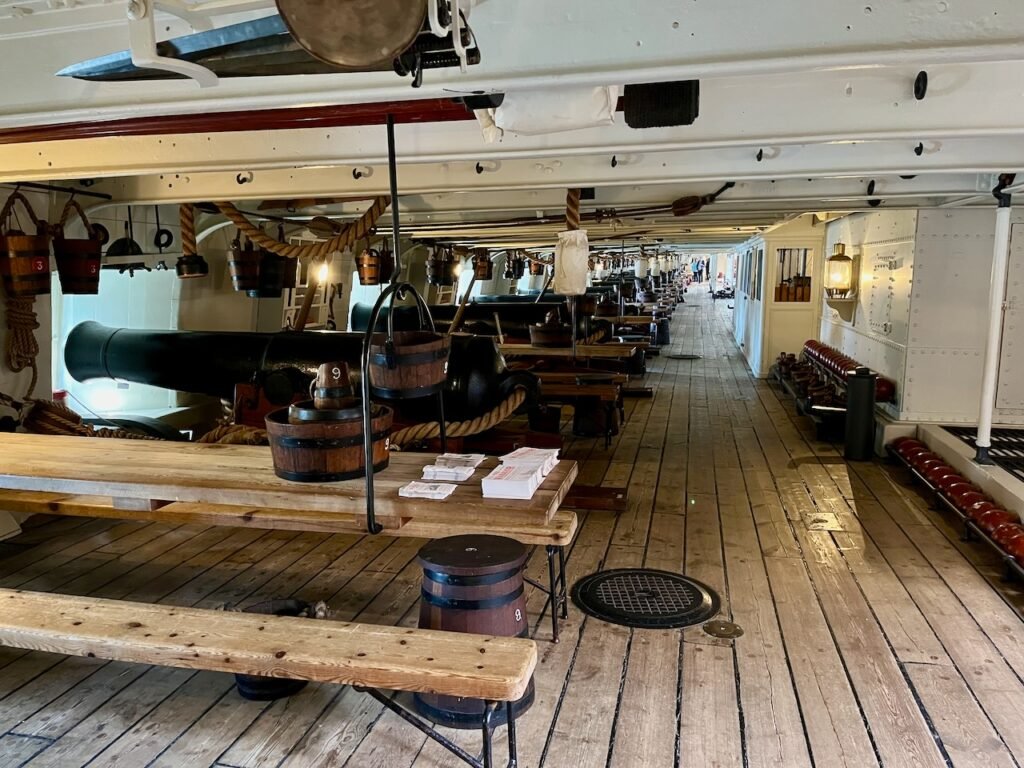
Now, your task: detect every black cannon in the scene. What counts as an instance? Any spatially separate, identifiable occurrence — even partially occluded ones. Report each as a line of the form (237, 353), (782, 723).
(65, 321), (537, 423)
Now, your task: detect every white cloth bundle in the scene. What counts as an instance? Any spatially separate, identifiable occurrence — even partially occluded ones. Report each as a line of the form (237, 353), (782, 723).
(634, 258), (648, 278)
(650, 257), (661, 277)
(553, 230), (589, 296)
(491, 87), (619, 136)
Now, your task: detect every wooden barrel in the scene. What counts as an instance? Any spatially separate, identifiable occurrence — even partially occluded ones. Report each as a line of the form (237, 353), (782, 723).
(228, 239), (261, 293)
(528, 259), (545, 276)
(414, 535), (534, 728)
(53, 235), (101, 295)
(367, 331), (450, 399)
(235, 599), (311, 700)
(265, 402), (392, 482)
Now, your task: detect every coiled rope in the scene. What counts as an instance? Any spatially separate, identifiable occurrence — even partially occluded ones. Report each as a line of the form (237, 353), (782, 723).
(388, 386), (528, 448)
(195, 386), (530, 448)
(214, 197), (391, 259)
(5, 296), (39, 398)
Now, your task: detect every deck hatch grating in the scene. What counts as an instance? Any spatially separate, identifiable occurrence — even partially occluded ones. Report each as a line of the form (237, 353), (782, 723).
(570, 568), (720, 629)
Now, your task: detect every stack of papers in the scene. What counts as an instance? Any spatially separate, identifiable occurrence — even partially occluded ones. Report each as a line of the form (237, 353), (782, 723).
(482, 464), (543, 500)
(398, 481), (458, 500)
(435, 453), (486, 468)
(499, 447), (560, 477)
(422, 464), (477, 482)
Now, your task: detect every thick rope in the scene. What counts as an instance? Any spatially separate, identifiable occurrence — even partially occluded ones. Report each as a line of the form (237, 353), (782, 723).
(215, 197), (391, 259)
(198, 423), (268, 445)
(565, 188), (581, 231)
(179, 203), (197, 257)
(5, 296), (39, 398)
(389, 386), (527, 448)
(21, 399), (158, 440)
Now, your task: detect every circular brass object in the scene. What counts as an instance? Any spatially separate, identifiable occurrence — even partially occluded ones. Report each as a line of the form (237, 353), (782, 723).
(276, 0), (426, 70)
(703, 620), (744, 639)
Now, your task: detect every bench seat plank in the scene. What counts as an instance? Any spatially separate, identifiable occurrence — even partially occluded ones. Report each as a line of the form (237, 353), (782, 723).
(0, 589), (536, 701)
(0, 490), (577, 546)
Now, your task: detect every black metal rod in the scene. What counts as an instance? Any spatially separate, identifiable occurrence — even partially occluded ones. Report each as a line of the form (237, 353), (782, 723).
(506, 701), (518, 767)
(546, 545), (560, 643)
(558, 545), (568, 619)
(482, 702), (497, 768)
(387, 114), (402, 285)
(4, 181), (112, 201)
(358, 687), (485, 768)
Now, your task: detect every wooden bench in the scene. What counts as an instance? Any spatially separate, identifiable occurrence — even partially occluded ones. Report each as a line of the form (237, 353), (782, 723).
(0, 588), (534, 768)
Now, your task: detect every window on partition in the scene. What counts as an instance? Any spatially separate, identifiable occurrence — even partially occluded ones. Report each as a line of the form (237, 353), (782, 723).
(772, 248), (813, 302)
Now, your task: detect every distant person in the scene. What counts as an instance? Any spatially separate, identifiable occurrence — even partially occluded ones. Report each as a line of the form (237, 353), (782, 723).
(704, 260), (710, 282)
(692, 259), (701, 283)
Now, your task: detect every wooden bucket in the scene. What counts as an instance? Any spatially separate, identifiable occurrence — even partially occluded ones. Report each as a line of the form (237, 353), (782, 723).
(356, 248), (382, 285)
(367, 330), (450, 399)
(472, 250), (493, 280)
(311, 361), (353, 410)
(265, 402), (392, 482)
(426, 248), (456, 286)
(228, 236), (261, 293)
(52, 199), (102, 295)
(528, 258), (545, 276)
(414, 535), (534, 728)
(249, 251), (297, 298)
(0, 192), (51, 298)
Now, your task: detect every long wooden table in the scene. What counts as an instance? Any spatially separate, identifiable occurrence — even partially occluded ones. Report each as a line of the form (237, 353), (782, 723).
(499, 343), (641, 358)
(0, 433), (577, 532)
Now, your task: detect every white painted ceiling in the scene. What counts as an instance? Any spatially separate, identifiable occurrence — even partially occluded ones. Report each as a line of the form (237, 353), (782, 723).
(1, 0), (1022, 249)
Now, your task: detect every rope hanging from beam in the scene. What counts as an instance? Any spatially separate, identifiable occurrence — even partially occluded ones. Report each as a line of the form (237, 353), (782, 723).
(214, 197), (391, 259)
(5, 297), (39, 399)
(565, 188), (582, 231)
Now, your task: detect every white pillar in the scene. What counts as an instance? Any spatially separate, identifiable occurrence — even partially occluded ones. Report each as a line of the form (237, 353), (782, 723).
(975, 194), (1013, 463)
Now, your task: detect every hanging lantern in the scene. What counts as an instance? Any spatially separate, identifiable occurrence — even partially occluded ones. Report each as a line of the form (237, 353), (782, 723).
(472, 249), (493, 280)
(825, 242), (856, 298)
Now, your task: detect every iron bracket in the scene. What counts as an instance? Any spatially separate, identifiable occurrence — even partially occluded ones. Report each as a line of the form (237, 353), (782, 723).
(126, 0), (219, 87)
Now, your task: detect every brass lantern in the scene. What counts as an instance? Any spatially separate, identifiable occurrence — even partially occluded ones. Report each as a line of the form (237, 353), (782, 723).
(825, 243), (856, 299)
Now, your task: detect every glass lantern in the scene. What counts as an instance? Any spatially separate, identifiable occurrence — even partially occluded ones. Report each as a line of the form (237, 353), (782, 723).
(824, 243), (855, 298)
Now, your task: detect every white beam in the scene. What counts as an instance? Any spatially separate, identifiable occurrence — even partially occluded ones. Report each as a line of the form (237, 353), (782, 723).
(5, 60), (1024, 182)
(4, 1), (1024, 128)
(82, 140), (1023, 204)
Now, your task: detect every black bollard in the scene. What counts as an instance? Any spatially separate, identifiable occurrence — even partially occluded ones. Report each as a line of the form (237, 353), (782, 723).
(845, 366), (876, 460)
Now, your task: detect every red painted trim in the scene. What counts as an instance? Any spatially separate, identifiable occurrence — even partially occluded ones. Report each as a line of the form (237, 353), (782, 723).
(0, 98), (473, 145)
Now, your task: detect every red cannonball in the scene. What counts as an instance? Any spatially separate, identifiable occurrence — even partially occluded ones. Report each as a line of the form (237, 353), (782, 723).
(940, 480), (973, 498)
(992, 523), (1024, 549)
(923, 464), (956, 484)
(896, 441), (926, 458)
(967, 500), (999, 521)
(1006, 536), (1024, 561)
(954, 491), (989, 512)
(919, 458), (949, 471)
(875, 378), (896, 403)
(978, 509), (1020, 534)
(909, 451), (941, 468)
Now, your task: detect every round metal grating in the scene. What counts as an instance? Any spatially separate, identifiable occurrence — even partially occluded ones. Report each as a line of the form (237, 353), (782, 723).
(571, 568), (720, 629)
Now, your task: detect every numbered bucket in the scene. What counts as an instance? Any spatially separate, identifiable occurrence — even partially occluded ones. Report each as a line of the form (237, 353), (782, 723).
(53, 199), (102, 295)
(0, 192), (51, 298)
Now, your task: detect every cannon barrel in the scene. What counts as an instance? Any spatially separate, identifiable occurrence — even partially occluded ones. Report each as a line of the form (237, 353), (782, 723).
(64, 321), (537, 421)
